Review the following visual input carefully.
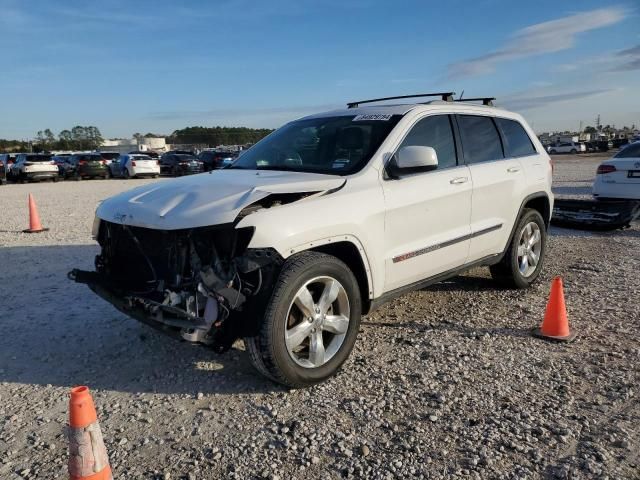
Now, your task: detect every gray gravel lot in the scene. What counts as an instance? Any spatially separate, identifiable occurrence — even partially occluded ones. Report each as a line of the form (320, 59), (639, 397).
(0, 157), (638, 479)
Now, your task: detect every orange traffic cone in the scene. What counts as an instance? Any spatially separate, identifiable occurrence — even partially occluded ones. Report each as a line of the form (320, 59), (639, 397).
(533, 277), (576, 342)
(23, 193), (48, 233)
(67, 386), (113, 480)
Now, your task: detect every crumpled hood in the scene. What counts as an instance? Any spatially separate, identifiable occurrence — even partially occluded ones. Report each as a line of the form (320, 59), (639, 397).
(96, 169), (345, 230)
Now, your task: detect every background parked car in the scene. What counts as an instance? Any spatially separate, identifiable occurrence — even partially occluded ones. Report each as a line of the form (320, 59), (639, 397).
(611, 138), (630, 149)
(0, 153), (19, 179)
(64, 153), (108, 180)
(547, 142), (586, 154)
(593, 142), (640, 200)
(52, 154), (71, 176)
(109, 154), (160, 179)
(99, 151), (120, 166)
(197, 150), (239, 171)
(11, 153), (59, 182)
(159, 152), (203, 176)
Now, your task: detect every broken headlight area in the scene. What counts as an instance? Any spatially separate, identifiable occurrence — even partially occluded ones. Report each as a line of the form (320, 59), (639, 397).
(69, 221), (282, 352)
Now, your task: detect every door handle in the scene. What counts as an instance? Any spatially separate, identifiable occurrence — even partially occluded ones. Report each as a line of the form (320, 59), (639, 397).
(507, 167), (521, 173)
(450, 177), (469, 184)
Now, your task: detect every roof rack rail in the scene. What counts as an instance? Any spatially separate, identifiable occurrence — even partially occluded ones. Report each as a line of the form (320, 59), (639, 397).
(455, 97), (496, 106)
(347, 92), (455, 109)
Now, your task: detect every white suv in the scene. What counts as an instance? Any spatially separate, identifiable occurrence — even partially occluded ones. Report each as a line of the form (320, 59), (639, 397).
(70, 93), (553, 387)
(547, 141), (585, 154)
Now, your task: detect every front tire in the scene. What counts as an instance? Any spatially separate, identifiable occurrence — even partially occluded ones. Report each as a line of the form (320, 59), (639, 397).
(490, 209), (547, 288)
(245, 252), (361, 388)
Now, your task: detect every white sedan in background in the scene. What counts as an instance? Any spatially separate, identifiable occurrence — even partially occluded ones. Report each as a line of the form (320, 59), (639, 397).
(109, 154), (160, 179)
(593, 143), (640, 200)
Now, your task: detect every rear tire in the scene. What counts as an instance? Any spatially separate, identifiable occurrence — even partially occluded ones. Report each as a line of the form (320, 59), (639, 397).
(549, 149), (556, 154)
(490, 209), (547, 289)
(570, 149), (577, 154)
(123, 169), (130, 179)
(245, 252), (361, 388)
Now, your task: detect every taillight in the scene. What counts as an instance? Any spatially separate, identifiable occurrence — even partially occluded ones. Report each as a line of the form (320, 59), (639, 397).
(101, 160), (106, 165)
(549, 157), (554, 173)
(79, 160), (87, 165)
(131, 161), (137, 166)
(156, 160), (160, 165)
(596, 164), (616, 174)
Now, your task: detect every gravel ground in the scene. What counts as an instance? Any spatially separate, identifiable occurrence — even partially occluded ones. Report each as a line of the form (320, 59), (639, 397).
(1, 158), (638, 479)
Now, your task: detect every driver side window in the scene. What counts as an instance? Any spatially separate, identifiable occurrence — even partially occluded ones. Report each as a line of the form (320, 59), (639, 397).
(398, 115), (458, 169)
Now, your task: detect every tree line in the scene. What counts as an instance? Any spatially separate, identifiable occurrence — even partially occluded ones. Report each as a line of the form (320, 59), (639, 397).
(0, 125), (275, 153)
(168, 126), (274, 146)
(0, 126), (104, 152)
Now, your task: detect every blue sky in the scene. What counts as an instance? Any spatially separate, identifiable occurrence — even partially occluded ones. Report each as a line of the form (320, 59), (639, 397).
(1, 0), (639, 139)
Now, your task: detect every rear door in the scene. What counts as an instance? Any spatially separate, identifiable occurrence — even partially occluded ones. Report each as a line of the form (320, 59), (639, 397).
(457, 114), (527, 262)
(383, 114), (472, 292)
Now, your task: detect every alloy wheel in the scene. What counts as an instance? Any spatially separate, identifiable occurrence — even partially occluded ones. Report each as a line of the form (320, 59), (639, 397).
(517, 222), (542, 277)
(285, 276), (350, 368)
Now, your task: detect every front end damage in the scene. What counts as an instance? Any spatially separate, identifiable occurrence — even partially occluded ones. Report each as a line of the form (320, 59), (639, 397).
(69, 220), (282, 352)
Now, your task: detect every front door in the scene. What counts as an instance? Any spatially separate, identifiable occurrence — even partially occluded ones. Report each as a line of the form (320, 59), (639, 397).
(383, 114), (472, 292)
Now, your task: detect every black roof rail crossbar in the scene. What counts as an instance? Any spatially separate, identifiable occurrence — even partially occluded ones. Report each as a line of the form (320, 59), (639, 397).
(347, 92), (455, 108)
(455, 97), (496, 106)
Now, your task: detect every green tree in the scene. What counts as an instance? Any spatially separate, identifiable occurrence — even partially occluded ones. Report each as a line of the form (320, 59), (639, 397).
(86, 126), (103, 150)
(59, 130), (73, 150)
(584, 126), (597, 134)
(71, 126), (88, 150)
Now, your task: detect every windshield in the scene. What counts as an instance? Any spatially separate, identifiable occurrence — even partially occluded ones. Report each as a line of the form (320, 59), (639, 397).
(229, 114), (402, 175)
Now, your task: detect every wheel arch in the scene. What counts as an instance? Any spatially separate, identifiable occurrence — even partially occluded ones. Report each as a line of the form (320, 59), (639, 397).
(522, 193), (551, 228)
(289, 237), (374, 315)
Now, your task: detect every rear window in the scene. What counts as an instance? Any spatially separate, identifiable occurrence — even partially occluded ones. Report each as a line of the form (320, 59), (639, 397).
(77, 155), (103, 161)
(614, 144), (640, 158)
(175, 154), (196, 161)
(26, 155), (52, 162)
(496, 118), (536, 157)
(100, 152), (120, 160)
(132, 156), (152, 161)
(457, 115), (504, 164)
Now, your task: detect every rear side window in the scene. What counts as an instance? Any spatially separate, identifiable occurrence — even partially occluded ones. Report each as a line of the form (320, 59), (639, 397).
(457, 115), (504, 164)
(398, 115), (457, 169)
(496, 118), (536, 157)
(615, 144), (640, 158)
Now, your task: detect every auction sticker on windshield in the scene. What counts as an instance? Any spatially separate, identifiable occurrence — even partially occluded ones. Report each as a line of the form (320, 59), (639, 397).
(353, 114), (393, 121)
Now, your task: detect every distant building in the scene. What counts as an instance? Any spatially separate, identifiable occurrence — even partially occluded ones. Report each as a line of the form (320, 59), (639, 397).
(100, 137), (168, 154)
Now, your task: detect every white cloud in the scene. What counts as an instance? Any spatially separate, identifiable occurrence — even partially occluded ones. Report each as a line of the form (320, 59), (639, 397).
(448, 7), (627, 79)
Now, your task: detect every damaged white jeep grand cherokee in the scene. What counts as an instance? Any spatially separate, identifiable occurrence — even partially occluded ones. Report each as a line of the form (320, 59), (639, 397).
(70, 93), (553, 387)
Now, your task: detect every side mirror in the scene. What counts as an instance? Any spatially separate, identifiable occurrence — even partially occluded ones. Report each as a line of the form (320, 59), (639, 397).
(387, 146), (438, 178)
(397, 146), (438, 169)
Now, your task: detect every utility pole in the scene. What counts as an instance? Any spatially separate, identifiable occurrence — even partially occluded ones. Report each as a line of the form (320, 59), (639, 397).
(596, 114), (601, 130)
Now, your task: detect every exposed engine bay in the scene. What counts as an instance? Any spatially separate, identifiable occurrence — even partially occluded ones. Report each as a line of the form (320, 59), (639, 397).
(69, 220), (282, 353)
